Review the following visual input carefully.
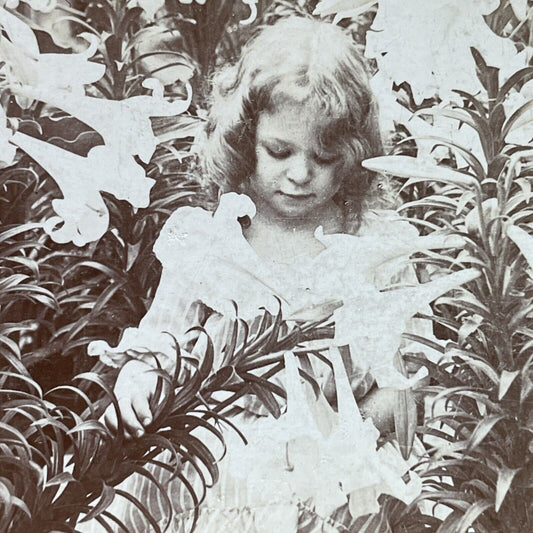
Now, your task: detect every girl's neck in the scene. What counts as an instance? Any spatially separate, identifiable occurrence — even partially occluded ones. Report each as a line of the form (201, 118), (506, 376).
(254, 198), (345, 233)
(243, 201), (345, 264)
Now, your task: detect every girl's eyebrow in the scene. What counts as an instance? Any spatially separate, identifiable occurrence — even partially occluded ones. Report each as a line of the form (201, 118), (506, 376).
(258, 136), (293, 146)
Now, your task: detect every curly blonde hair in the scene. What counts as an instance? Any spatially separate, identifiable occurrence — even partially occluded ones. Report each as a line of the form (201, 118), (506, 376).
(202, 16), (386, 224)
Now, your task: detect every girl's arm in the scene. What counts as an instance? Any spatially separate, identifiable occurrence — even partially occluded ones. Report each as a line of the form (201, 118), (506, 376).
(93, 269), (208, 437)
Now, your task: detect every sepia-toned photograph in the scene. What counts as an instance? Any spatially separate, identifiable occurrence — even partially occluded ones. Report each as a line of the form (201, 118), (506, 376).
(1, 1), (532, 532)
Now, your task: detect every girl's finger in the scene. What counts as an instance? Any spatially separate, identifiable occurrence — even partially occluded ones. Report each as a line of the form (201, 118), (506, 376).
(132, 393), (153, 428)
(103, 403), (135, 439)
(117, 397), (146, 438)
(103, 405), (118, 433)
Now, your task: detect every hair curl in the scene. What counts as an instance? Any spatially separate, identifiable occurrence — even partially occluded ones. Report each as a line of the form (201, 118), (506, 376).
(202, 16), (386, 223)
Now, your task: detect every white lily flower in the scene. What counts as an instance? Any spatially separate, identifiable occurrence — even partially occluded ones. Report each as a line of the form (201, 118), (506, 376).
(315, 225), (466, 279)
(227, 349), (421, 523)
(44, 195), (109, 247)
(11, 132), (155, 246)
(370, 73), (486, 170)
(0, 106), (16, 168)
(0, 8), (105, 103)
(313, 0), (377, 23)
(13, 79), (192, 162)
(334, 269), (481, 388)
(6, 0), (56, 12)
(408, 106), (487, 170)
(363, 155), (479, 189)
(365, 0), (520, 104)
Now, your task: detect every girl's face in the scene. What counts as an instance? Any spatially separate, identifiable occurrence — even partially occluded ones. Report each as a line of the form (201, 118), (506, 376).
(249, 100), (342, 226)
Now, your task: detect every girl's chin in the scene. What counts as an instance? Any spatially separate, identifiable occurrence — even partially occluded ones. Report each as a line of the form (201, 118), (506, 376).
(250, 194), (326, 222)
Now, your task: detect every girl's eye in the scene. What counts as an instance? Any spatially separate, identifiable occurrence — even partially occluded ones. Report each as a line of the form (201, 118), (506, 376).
(266, 146), (291, 159)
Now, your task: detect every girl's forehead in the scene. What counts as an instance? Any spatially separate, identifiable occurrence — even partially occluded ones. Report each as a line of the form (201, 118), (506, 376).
(257, 100), (334, 141)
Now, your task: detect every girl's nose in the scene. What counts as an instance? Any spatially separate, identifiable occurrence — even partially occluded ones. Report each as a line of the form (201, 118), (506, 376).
(287, 155), (313, 185)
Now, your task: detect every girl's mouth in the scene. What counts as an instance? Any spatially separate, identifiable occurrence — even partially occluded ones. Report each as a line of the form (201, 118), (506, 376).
(279, 192), (314, 200)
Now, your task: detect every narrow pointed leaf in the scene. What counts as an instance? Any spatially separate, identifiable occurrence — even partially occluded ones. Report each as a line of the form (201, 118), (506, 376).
(502, 98), (533, 141)
(507, 224), (533, 270)
(498, 370), (520, 400)
(495, 466), (519, 512)
(394, 387), (417, 460)
(362, 155), (478, 188)
(454, 499), (494, 533)
(467, 414), (507, 452)
(81, 483), (116, 522)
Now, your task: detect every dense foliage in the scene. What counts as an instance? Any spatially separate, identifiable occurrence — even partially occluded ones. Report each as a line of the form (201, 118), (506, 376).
(361, 1), (533, 531)
(1, 0), (532, 532)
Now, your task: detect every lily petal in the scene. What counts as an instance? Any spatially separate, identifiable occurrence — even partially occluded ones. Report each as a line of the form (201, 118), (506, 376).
(13, 80), (192, 162)
(8, 0), (57, 12)
(313, 0), (377, 23)
(11, 132), (154, 245)
(0, 106), (16, 168)
(0, 12), (104, 105)
(335, 269), (480, 388)
(35, 34), (105, 95)
(43, 196), (109, 247)
(363, 155), (478, 188)
(365, 0), (521, 104)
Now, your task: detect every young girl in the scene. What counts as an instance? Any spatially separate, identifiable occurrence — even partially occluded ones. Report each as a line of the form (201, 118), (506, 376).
(87, 15), (469, 533)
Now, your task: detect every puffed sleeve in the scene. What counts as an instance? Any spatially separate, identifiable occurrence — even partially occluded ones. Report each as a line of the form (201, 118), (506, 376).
(87, 205), (215, 372)
(87, 193), (261, 372)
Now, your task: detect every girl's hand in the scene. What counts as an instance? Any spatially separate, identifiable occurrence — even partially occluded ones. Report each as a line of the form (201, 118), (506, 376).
(104, 359), (158, 439)
(358, 386), (396, 435)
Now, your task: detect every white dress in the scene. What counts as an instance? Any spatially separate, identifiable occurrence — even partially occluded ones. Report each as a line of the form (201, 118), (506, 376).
(83, 192), (470, 533)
